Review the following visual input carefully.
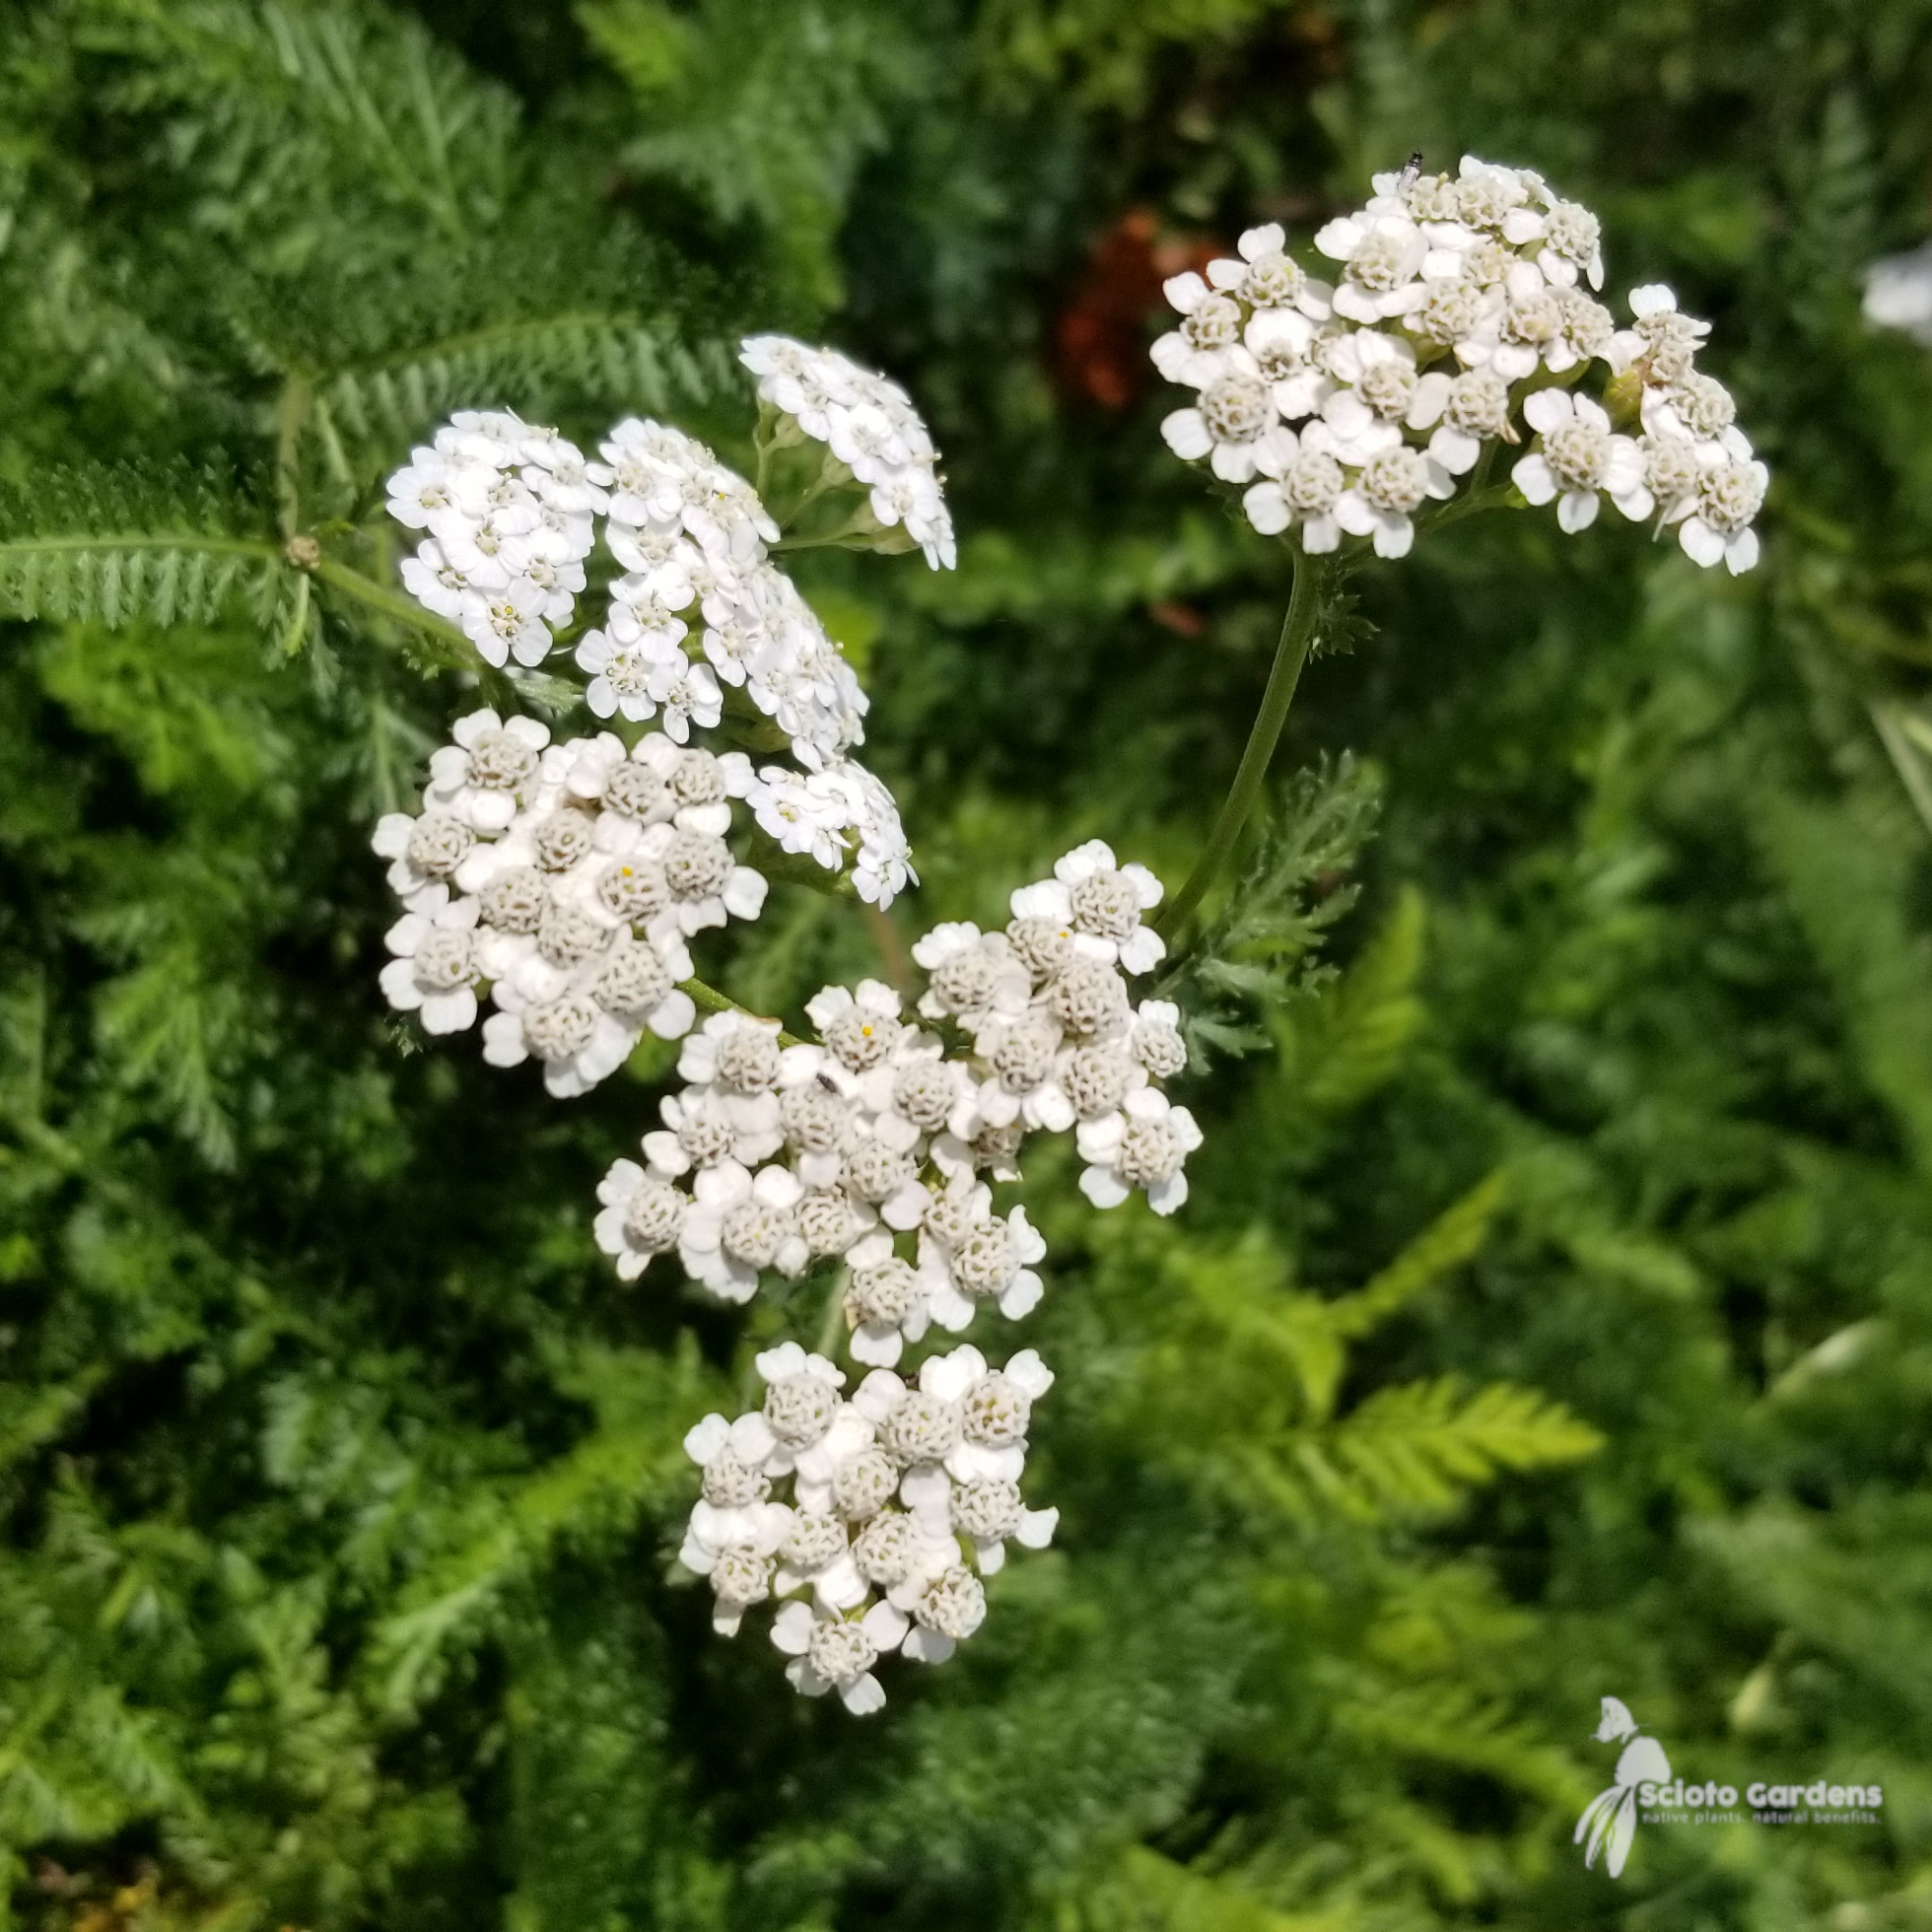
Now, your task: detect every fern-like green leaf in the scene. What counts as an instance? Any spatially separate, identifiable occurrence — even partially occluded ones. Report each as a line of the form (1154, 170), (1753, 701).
(1319, 1379), (1602, 1515)
(315, 314), (728, 481)
(0, 463), (283, 631)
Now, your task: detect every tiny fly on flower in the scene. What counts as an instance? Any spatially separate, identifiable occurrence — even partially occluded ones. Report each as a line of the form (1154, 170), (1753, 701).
(1398, 151), (1423, 192)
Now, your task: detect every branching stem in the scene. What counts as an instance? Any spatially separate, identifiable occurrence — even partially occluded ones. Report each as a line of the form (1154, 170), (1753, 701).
(1155, 547), (1329, 939)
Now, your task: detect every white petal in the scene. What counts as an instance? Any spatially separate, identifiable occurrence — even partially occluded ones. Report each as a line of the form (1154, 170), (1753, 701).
(839, 1673), (886, 1715)
(1243, 483), (1289, 535)
(1512, 453), (1557, 506)
(1555, 490), (1600, 534)
(1161, 409), (1213, 461)
(1679, 518), (1725, 568)
(770, 1601), (814, 1655)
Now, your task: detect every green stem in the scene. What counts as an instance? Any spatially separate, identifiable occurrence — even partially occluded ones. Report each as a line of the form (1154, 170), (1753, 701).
(312, 557), (474, 662)
(1155, 547), (1328, 939)
(275, 377), (311, 540)
(770, 511), (873, 555)
(1417, 479), (1515, 537)
(678, 976), (805, 1049)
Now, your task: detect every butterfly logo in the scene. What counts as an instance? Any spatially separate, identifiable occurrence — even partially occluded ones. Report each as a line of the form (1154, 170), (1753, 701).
(1575, 1696), (1673, 1878)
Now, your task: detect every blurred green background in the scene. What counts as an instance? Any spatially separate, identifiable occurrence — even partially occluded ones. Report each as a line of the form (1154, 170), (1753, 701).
(3, 0), (1932, 1926)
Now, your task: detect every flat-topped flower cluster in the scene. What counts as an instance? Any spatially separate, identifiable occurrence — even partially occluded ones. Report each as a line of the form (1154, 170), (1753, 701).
(1155, 154), (1766, 571)
(587, 840), (1195, 1708)
(591, 839), (1198, 1346)
(373, 712), (762, 1095)
(678, 1342), (1057, 1711)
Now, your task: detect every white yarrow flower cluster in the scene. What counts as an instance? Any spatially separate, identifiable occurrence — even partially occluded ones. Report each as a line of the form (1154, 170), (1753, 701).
(677, 1342), (1056, 1711)
(741, 759), (918, 908)
(593, 839), (1199, 1363)
(372, 369), (1211, 1718)
(740, 335), (957, 570)
(370, 711), (780, 1095)
(583, 416), (869, 768)
(387, 411), (606, 666)
(1154, 156), (1765, 570)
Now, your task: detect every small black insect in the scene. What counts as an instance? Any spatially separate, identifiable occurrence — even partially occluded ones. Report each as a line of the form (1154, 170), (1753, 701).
(1398, 151), (1424, 192)
(814, 1070), (842, 1094)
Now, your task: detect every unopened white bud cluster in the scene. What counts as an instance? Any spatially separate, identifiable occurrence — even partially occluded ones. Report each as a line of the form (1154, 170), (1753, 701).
(371, 712), (768, 1094)
(678, 1342), (1056, 1712)
(593, 838), (1201, 1359)
(740, 336), (957, 571)
(1155, 155), (1766, 572)
(388, 410), (606, 666)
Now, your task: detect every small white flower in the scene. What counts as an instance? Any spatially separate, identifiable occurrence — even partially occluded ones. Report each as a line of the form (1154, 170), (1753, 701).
(1242, 308), (1332, 422)
(744, 765), (851, 869)
(379, 886), (482, 1034)
(482, 978), (640, 1099)
(1241, 427), (1348, 551)
(613, 819), (765, 941)
(1404, 366), (1513, 475)
(1161, 366), (1279, 482)
(1008, 840), (1165, 973)
(1205, 223), (1333, 321)
(1076, 1086), (1204, 1215)
(1314, 211), (1431, 324)
(1333, 445), (1456, 559)
(643, 1082), (784, 1187)
(1607, 283), (1712, 380)
(841, 1232), (934, 1368)
(774, 1509), (867, 1612)
(1512, 389), (1650, 532)
(573, 627), (681, 723)
(912, 923), (1031, 1027)
(805, 980), (910, 1075)
(657, 662), (724, 742)
(919, 1201), (1046, 1333)
(677, 1162), (807, 1301)
(1505, 192), (1604, 290)
(1129, 999), (1190, 1080)
(967, 1009), (1072, 1134)
(1152, 271), (1251, 388)
(1676, 449), (1768, 575)
(950, 1475), (1058, 1576)
(769, 1598), (911, 1713)
(592, 1158), (690, 1280)
(678, 1010), (787, 1094)
(371, 807), (478, 903)
(426, 709), (550, 834)
(386, 448), (462, 529)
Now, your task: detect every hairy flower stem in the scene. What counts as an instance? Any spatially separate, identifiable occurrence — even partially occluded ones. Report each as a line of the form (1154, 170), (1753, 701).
(1155, 548), (1328, 939)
